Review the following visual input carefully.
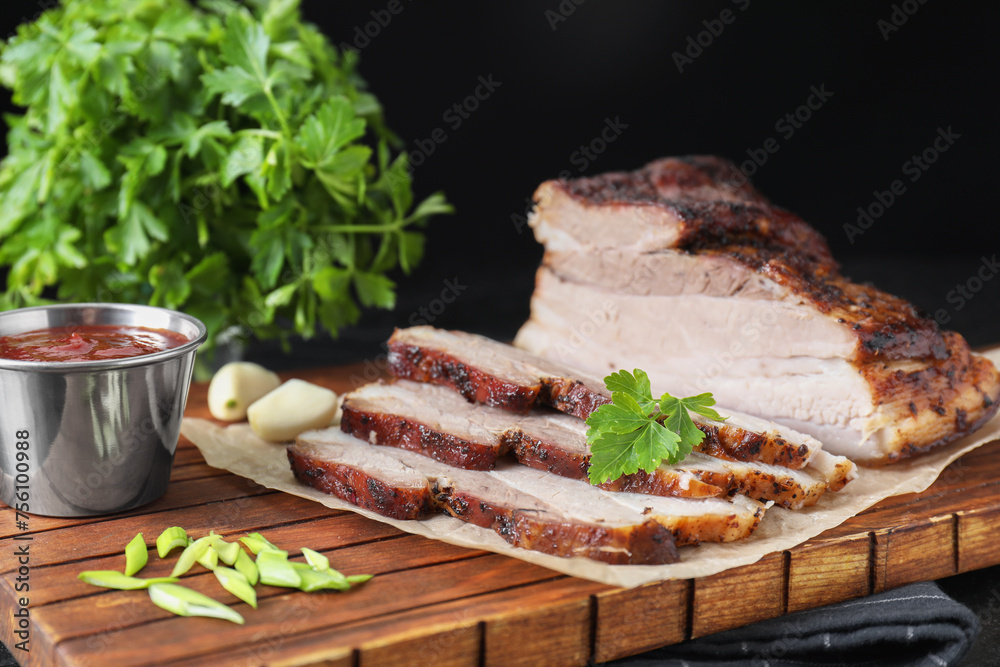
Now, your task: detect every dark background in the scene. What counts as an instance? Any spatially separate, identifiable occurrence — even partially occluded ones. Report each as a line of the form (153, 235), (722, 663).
(1, 0), (998, 362)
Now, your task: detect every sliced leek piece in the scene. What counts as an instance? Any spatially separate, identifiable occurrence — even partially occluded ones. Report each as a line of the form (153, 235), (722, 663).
(78, 571), (178, 590)
(155, 526), (189, 559)
(148, 583), (244, 624)
(124, 533), (148, 577)
(214, 566), (257, 608)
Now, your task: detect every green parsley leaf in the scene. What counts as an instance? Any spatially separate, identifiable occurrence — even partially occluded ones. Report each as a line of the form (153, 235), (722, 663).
(603, 369), (657, 414)
(585, 370), (726, 485)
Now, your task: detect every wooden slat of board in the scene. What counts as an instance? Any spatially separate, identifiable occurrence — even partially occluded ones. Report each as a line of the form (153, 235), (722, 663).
(483, 596), (592, 667)
(956, 504), (1000, 573)
(0, 474), (274, 540)
(786, 532), (870, 613)
(691, 551), (786, 638)
(184, 577), (610, 667)
(593, 579), (688, 662)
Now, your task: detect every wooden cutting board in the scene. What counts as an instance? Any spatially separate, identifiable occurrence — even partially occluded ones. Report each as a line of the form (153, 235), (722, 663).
(2, 360), (1000, 667)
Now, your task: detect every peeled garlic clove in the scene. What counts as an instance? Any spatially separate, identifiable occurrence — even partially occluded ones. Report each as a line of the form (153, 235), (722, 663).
(208, 362), (281, 421)
(247, 379), (338, 442)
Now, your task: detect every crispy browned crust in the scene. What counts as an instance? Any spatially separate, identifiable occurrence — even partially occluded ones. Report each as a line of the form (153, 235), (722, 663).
(439, 488), (679, 564)
(387, 336), (539, 412)
(693, 422), (812, 470)
(859, 333), (1000, 464)
(644, 501), (767, 546)
(722, 467), (824, 510)
(339, 403), (501, 471)
(548, 156), (950, 363)
(538, 377), (611, 420)
(562, 155), (771, 207)
(287, 447), (434, 520)
(501, 427), (729, 499)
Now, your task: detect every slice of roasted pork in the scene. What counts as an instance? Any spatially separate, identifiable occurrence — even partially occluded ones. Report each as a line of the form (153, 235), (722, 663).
(515, 156), (1000, 464)
(489, 464), (766, 545)
(340, 379), (507, 470)
(287, 433), (434, 520)
(291, 431), (680, 564)
(340, 378), (848, 508)
(387, 326), (835, 473)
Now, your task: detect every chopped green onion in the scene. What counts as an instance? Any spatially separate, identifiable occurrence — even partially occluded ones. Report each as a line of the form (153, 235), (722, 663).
(210, 536), (242, 566)
(78, 571), (178, 590)
(294, 566), (349, 592)
(156, 527), (189, 558)
(345, 574), (373, 585)
(300, 547), (329, 571)
(124, 533), (148, 577)
(148, 583), (244, 624)
(256, 550), (301, 588)
(197, 545), (219, 571)
(213, 567), (257, 608)
(234, 549), (259, 586)
(170, 536), (213, 577)
(240, 532), (286, 556)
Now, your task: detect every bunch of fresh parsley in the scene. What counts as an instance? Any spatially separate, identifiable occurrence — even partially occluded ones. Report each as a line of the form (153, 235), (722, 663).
(586, 369), (726, 485)
(0, 0), (451, 359)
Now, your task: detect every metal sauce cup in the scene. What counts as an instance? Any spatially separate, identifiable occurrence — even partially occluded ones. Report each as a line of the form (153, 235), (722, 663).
(0, 304), (206, 517)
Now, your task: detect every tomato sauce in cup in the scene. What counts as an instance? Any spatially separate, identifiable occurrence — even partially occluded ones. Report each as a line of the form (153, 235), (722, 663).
(0, 324), (189, 362)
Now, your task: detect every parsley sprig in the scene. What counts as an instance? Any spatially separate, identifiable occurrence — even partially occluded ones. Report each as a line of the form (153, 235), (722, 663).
(585, 369), (726, 485)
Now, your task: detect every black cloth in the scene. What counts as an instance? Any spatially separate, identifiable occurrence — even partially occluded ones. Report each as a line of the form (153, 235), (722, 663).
(606, 582), (980, 667)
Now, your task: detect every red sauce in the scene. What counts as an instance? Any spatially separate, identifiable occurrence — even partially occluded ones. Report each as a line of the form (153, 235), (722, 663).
(0, 325), (189, 362)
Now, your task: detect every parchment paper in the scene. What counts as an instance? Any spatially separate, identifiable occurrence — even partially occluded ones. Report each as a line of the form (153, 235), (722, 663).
(180, 349), (1000, 589)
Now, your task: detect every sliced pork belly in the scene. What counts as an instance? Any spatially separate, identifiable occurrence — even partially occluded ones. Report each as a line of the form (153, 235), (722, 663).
(292, 431), (679, 564)
(339, 380), (507, 470)
(288, 433), (434, 520)
(488, 464), (765, 546)
(516, 156), (1000, 464)
(387, 326), (829, 472)
(340, 378), (847, 508)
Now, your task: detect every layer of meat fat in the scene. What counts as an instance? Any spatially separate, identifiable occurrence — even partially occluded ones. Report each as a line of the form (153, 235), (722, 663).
(544, 249), (791, 301)
(292, 430), (429, 489)
(344, 380), (509, 446)
(392, 325), (609, 397)
(523, 266), (858, 361)
(529, 181), (685, 253)
(515, 306), (873, 425)
(492, 464), (765, 543)
(390, 326), (544, 388)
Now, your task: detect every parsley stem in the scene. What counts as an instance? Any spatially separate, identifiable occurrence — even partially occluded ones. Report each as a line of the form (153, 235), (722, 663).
(239, 129), (283, 140)
(263, 86), (292, 138)
(317, 222), (402, 233)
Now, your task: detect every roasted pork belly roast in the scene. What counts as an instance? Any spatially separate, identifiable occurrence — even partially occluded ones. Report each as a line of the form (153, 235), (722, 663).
(293, 428), (765, 556)
(513, 156), (1000, 464)
(290, 429), (682, 564)
(385, 326), (856, 501)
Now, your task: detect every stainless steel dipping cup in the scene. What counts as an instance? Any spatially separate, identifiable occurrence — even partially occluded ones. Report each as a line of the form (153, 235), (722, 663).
(0, 303), (206, 517)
